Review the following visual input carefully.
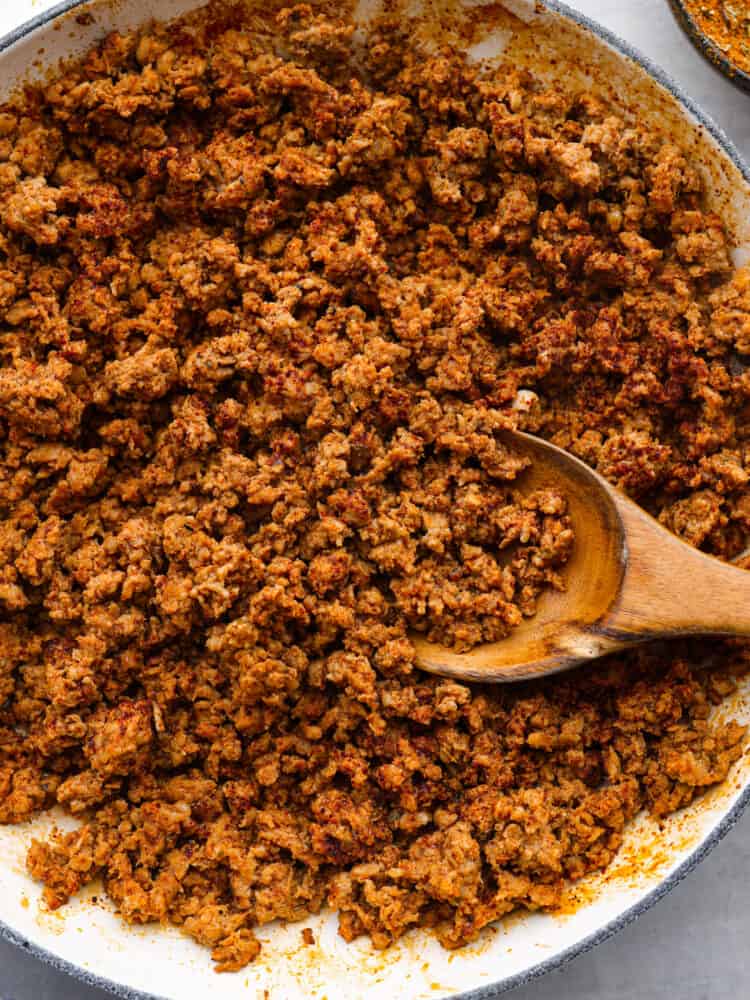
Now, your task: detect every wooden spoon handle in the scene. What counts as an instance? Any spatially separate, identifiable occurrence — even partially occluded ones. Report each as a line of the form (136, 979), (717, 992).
(599, 490), (750, 642)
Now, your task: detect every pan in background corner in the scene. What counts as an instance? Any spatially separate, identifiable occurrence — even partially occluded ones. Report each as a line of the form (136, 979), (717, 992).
(668, 0), (750, 95)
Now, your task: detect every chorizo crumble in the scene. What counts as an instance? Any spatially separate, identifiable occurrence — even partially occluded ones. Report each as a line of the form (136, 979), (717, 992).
(0, 0), (748, 972)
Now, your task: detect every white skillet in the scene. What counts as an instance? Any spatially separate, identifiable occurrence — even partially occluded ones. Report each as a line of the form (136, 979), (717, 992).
(0, 2), (749, 997)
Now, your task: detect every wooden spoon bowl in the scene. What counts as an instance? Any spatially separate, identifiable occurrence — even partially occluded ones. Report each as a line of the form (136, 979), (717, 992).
(413, 431), (750, 683)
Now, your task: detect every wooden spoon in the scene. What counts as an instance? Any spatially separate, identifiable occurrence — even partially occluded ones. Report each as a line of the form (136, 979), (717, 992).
(413, 429), (750, 683)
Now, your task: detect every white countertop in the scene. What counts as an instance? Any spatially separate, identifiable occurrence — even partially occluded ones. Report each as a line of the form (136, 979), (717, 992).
(0, 1), (748, 998)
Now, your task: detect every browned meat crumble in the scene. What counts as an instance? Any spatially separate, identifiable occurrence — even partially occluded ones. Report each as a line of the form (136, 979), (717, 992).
(0, 1), (748, 972)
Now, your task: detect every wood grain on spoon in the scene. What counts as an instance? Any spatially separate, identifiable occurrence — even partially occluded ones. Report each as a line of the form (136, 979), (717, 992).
(413, 430), (750, 683)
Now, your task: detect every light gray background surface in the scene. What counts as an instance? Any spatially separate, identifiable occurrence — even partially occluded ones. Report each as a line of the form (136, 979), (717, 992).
(0, 0), (749, 997)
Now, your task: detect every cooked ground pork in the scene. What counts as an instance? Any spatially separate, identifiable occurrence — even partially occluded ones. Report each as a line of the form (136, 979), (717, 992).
(0, 1), (748, 973)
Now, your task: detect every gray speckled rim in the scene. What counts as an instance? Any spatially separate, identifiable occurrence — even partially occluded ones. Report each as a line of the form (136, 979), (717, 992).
(0, 1), (749, 998)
